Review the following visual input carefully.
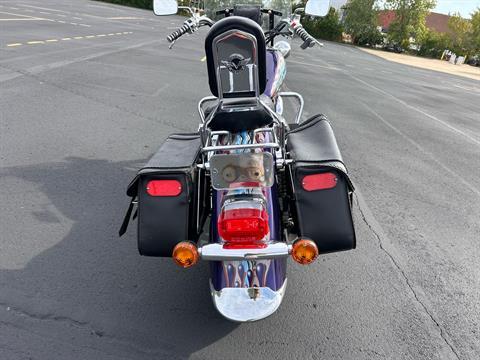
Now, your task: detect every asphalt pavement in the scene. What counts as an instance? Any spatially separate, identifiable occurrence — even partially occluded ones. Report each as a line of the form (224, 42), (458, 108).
(1, 1), (479, 359)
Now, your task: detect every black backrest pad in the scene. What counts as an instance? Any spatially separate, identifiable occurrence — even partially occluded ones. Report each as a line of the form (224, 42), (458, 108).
(205, 16), (267, 97)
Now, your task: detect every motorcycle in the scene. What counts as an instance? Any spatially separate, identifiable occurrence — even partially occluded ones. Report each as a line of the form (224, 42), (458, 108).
(120, 0), (356, 322)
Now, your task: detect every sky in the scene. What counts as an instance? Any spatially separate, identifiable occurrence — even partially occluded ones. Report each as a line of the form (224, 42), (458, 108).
(330, 0), (480, 18)
(434, 0), (479, 18)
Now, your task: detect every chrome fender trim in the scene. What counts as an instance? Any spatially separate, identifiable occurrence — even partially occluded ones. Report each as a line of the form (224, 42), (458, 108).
(210, 279), (287, 322)
(199, 242), (291, 261)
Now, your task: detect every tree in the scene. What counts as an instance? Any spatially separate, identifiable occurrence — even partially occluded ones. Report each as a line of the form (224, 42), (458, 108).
(417, 30), (451, 58)
(343, 0), (383, 46)
(385, 0), (437, 49)
(447, 12), (473, 55)
(471, 8), (480, 52)
(303, 7), (344, 42)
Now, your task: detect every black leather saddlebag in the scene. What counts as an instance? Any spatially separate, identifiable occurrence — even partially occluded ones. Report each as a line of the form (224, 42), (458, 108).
(287, 115), (356, 253)
(119, 133), (208, 257)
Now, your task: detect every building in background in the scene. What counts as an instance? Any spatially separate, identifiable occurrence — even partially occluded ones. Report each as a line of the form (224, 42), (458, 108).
(378, 10), (451, 34)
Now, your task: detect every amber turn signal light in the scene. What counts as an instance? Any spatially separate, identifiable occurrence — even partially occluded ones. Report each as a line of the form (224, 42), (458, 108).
(172, 242), (199, 268)
(291, 239), (319, 265)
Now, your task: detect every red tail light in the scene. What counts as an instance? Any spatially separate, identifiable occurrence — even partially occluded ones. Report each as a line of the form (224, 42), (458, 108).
(146, 180), (182, 197)
(218, 207), (269, 245)
(302, 173), (337, 191)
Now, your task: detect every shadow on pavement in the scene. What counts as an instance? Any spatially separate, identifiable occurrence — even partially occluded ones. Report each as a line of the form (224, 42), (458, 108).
(0, 156), (237, 358)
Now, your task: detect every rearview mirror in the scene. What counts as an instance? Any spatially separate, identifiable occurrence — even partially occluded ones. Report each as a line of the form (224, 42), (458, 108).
(305, 0), (331, 17)
(153, 0), (178, 16)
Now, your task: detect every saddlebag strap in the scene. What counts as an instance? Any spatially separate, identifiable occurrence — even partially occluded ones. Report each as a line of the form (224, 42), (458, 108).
(119, 197), (136, 237)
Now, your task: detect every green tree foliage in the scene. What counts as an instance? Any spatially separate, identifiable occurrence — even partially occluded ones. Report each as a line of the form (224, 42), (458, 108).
(447, 12), (473, 55)
(343, 0), (383, 46)
(469, 8), (480, 52)
(385, 0), (436, 48)
(303, 7), (344, 41)
(417, 30), (450, 57)
(417, 10), (480, 59)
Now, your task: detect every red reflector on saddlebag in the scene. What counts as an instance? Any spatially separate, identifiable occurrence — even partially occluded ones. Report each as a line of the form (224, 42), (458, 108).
(146, 180), (182, 197)
(218, 208), (269, 243)
(302, 173), (337, 191)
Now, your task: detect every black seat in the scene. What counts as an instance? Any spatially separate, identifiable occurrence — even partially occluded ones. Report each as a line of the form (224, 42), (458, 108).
(205, 97), (274, 132)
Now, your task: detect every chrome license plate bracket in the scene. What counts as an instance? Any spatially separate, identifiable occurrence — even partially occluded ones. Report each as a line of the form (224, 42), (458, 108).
(210, 152), (274, 190)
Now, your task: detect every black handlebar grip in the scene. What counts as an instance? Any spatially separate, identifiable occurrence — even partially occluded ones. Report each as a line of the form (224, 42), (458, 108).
(293, 23), (316, 49)
(167, 23), (191, 43)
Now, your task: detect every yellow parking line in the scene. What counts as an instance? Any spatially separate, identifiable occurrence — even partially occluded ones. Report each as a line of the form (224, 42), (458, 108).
(6, 32), (134, 49)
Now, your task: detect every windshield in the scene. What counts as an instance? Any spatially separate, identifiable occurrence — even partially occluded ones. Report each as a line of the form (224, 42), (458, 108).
(203, 0), (292, 30)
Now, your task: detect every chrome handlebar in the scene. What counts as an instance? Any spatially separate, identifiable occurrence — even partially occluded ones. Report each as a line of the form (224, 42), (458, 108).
(167, 19), (195, 43)
(167, 14), (214, 48)
(275, 18), (323, 49)
(167, 13), (322, 50)
(291, 22), (317, 49)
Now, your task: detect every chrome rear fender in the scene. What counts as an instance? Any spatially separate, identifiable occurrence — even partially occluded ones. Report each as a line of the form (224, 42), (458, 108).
(210, 279), (287, 322)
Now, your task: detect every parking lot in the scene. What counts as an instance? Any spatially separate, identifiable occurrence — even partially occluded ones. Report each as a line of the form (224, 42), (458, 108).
(1, 1), (480, 359)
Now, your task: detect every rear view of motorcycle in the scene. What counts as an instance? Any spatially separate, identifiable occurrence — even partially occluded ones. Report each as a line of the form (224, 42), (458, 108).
(120, 0), (356, 322)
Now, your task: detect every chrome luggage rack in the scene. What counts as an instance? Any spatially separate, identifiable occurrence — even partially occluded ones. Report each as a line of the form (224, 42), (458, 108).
(197, 96), (288, 170)
(202, 127), (280, 153)
(199, 127), (285, 171)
